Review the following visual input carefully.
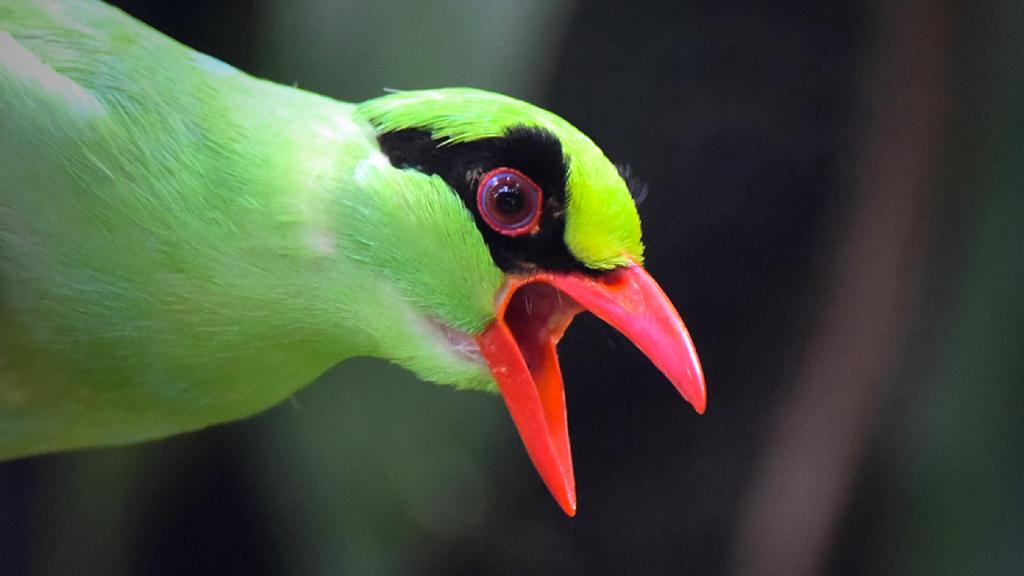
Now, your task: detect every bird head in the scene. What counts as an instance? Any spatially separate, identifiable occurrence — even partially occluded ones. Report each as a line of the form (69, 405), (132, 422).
(344, 88), (705, 515)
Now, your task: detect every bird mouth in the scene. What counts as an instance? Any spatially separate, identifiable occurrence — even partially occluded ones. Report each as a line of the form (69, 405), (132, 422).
(474, 261), (706, 516)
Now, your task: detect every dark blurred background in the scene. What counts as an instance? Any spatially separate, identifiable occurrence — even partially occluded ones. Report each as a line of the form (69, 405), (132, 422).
(2, 0), (1022, 574)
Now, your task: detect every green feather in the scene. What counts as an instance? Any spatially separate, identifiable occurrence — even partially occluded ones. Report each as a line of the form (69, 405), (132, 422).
(0, 0), (642, 459)
(357, 89), (645, 269)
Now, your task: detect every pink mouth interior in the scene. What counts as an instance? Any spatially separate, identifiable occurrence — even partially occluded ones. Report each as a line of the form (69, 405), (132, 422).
(502, 281), (583, 381)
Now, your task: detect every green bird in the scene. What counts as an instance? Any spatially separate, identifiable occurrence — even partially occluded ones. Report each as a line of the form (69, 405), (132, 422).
(0, 0), (705, 515)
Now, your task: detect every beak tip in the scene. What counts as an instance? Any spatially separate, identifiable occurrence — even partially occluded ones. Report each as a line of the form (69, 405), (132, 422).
(693, 399), (707, 415)
(674, 373), (707, 415)
(552, 474), (577, 516)
(691, 386), (707, 415)
(559, 492), (578, 517)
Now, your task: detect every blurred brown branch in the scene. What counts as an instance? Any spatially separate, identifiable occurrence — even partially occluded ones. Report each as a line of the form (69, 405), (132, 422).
(728, 2), (956, 575)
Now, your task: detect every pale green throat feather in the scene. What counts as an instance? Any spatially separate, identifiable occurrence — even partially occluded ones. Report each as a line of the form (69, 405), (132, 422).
(0, 0), (649, 461)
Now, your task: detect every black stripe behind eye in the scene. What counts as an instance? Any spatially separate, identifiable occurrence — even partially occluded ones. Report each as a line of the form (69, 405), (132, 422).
(377, 126), (589, 274)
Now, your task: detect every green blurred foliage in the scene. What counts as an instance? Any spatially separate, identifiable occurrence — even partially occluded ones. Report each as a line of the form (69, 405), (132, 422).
(876, 2), (1024, 574)
(256, 0), (575, 101)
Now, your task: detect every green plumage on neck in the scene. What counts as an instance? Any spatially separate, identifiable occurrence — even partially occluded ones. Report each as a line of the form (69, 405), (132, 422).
(0, 0), (645, 459)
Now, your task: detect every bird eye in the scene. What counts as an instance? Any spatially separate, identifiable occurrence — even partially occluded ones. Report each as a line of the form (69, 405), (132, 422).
(476, 168), (543, 237)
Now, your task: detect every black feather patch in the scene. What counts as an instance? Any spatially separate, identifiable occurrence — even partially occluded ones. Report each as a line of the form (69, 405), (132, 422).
(378, 127), (588, 274)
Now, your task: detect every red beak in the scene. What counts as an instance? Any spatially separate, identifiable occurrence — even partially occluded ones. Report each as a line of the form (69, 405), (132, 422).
(474, 262), (706, 516)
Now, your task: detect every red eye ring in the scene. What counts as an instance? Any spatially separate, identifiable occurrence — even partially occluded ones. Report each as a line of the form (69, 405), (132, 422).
(476, 168), (543, 237)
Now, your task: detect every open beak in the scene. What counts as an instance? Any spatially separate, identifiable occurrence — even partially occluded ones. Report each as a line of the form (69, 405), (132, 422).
(474, 261), (706, 516)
